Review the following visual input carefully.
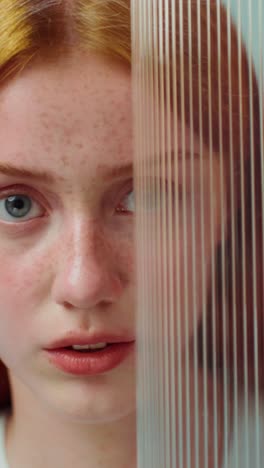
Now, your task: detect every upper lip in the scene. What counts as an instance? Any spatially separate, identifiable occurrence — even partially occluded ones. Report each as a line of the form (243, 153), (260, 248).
(44, 332), (135, 350)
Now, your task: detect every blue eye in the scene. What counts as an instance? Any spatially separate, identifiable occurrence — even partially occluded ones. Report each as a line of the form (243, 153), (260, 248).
(5, 195), (31, 217)
(0, 194), (43, 222)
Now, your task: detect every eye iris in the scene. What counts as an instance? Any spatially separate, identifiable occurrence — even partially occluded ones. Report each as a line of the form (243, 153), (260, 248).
(5, 195), (32, 218)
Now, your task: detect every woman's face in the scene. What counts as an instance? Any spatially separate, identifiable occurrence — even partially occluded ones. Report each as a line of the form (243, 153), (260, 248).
(0, 51), (136, 422)
(0, 48), (224, 427)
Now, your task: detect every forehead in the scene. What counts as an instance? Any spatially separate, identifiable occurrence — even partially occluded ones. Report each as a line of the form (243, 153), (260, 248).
(0, 51), (132, 179)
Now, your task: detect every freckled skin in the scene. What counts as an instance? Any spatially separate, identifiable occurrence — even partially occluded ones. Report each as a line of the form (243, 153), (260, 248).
(0, 51), (136, 425)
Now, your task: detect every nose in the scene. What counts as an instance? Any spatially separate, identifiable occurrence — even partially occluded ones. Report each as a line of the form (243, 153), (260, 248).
(51, 217), (124, 310)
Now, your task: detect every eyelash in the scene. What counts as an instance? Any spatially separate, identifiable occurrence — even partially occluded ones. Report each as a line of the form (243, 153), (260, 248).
(1, 183), (41, 198)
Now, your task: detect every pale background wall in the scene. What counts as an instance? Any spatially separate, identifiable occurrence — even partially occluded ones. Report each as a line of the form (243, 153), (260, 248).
(221, 0), (264, 87)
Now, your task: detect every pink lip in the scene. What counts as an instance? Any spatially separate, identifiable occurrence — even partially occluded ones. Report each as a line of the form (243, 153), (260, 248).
(44, 331), (135, 350)
(44, 342), (135, 376)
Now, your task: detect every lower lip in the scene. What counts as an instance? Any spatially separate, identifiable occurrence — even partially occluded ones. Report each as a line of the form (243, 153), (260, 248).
(44, 342), (135, 376)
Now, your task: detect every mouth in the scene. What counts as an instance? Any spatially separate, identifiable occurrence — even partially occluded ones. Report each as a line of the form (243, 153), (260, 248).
(59, 343), (113, 353)
(44, 341), (135, 376)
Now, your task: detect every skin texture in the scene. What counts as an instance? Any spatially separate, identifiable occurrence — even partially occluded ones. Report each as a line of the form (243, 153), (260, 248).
(0, 50), (226, 468)
(0, 51), (137, 468)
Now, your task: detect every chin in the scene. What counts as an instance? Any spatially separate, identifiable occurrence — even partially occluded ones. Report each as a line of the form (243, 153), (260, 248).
(40, 375), (136, 424)
(50, 396), (136, 425)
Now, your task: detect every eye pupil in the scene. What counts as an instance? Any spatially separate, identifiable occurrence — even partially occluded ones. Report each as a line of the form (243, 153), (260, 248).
(5, 195), (32, 218)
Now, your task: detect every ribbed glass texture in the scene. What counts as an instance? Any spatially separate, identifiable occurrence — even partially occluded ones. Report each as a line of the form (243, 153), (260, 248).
(132, 1), (264, 467)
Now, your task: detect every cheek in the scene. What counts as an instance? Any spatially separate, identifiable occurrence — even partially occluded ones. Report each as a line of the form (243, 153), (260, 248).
(0, 258), (33, 368)
(0, 249), (49, 302)
(106, 228), (135, 282)
(0, 251), (50, 352)
(139, 211), (220, 345)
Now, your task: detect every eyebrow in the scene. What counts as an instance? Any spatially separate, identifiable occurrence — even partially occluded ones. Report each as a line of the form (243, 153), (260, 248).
(0, 162), (134, 183)
(0, 163), (55, 183)
(0, 156), (198, 184)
